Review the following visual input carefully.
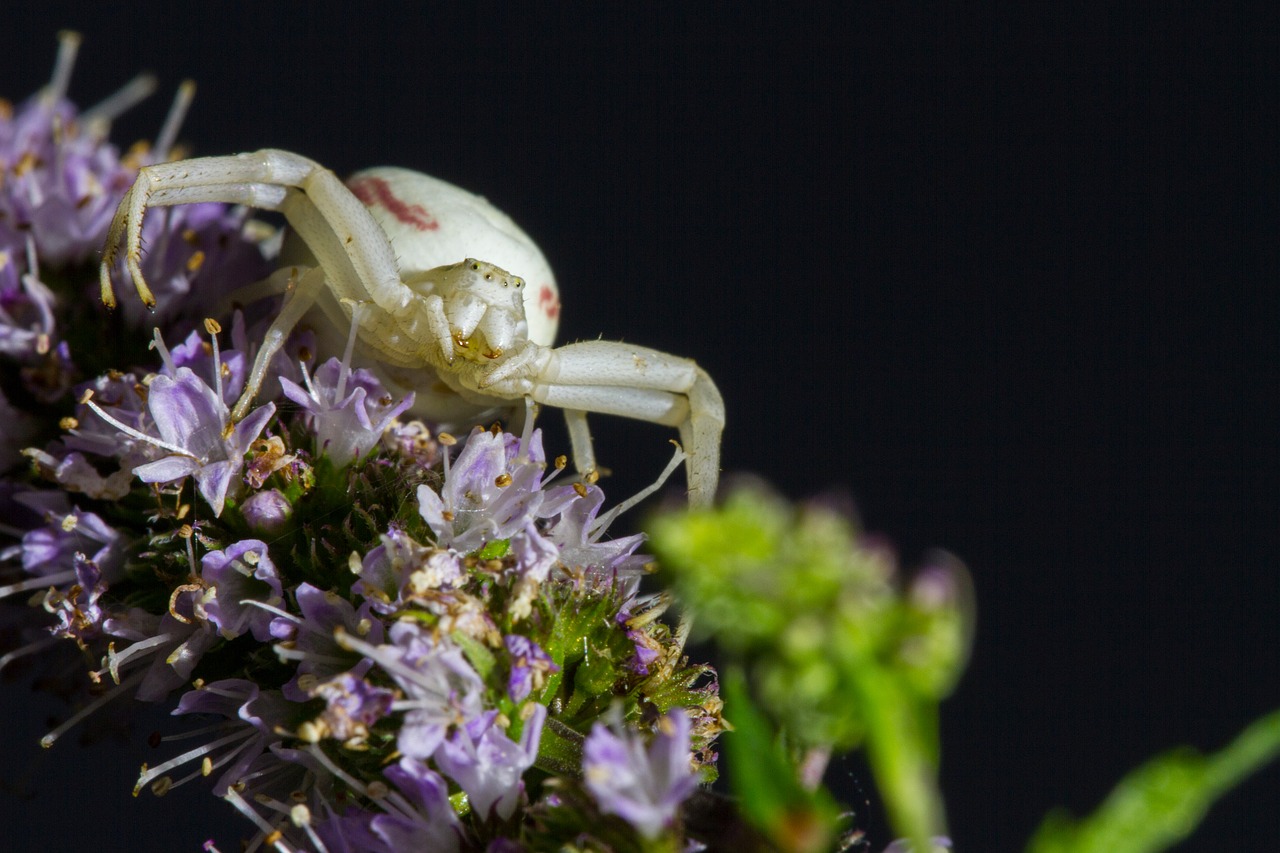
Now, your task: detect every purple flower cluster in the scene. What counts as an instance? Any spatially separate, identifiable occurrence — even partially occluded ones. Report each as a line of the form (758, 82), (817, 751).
(0, 35), (720, 853)
(584, 709), (700, 839)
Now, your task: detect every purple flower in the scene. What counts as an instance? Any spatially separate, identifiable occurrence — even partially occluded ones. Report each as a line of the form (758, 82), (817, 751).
(541, 483), (649, 599)
(317, 758), (463, 853)
(239, 488), (292, 533)
(435, 704), (546, 821)
(354, 528), (464, 614)
(618, 610), (663, 676)
(10, 502), (121, 586)
(270, 582), (384, 702)
(584, 710), (699, 840)
(104, 603), (219, 703)
(125, 366), (275, 516)
(416, 428), (548, 554)
(64, 370), (150, 456)
(504, 634), (557, 702)
(23, 370), (152, 498)
(310, 672), (395, 744)
(0, 92), (135, 269)
(199, 539), (283, 641)
(280, 356), (414, 465)
(0, 243), (57, 362)
(44, 553), (107, 642)
(166, 327), (248, 405)
(339, 621), (486, 760)
(114, 203), (269, 332)
(147, 678), (293, 796)
(383, 418), (440, 467)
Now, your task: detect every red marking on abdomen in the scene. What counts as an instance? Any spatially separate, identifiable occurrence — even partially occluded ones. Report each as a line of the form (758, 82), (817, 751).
(538, 284), (560, 319)
(347, 176), (439, 231)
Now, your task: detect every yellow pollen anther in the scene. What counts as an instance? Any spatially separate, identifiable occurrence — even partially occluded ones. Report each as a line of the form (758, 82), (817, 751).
(495, 473), (512, 487)
(59, 416), (78, 430)
(437, 432), (457, 446)
(203, 317), (222, 335)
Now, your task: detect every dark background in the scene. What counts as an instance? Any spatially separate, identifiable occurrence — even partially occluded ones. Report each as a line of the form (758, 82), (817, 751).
(1, 3), (1277, 851)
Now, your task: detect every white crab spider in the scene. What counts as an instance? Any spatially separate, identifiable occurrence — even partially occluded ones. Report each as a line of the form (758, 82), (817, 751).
(98, 149), (724, 506)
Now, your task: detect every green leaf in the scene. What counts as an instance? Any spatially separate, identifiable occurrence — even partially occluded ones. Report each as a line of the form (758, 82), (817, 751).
(451, 630), (497, 681)
(535, 715), (586, 776)
(1027, 708), (1280, 853)
(722, 670), (839, 853)
(475, 538), (511, 560)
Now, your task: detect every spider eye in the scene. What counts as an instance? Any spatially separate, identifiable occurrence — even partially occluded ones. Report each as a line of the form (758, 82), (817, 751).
(470, 262), (480, 271)
(484, 273), (493, 281)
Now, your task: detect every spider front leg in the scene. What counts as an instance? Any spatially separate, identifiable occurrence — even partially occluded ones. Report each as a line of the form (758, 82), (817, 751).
(97, 149), (443, 369)
(489, 340), (725, 507)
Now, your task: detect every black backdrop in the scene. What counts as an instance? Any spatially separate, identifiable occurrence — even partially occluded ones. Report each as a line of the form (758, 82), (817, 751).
(0, 4), (1276, 851)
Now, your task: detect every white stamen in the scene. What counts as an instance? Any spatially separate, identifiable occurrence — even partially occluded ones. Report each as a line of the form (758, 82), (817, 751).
(155, 720), (235, 742)
(0, 635), (61, 672)
(79, 73), (157, 135)
(517, 396), (536, 461)
(208, 322), (224, 404)
(589, 441), (687, 539)
(104, 631), (177, 683)
(166, 726), (266, 793)
(298, 358), (318, 401)
(85, 397), (193, 459)
(298, 816), (331, 853)
(21, 236), (57, 336)
(223, 787), (298, 853)
(134, 728), (252, 794)
(151, 326), (177, 375)
(41, 668), (144, 748)
(303, 744), (420, 826)
(302, 743), (371, 799)
(153, 80), (195, 162)
(0, 569), (75, 599)
(44, 31), (81, 107)
(336, 299), (365, 401)
(272, 646), (349, 667)
(242, 598), (299, 624)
